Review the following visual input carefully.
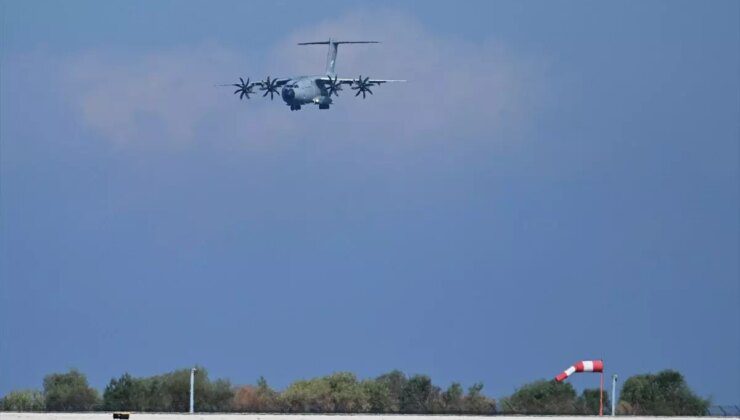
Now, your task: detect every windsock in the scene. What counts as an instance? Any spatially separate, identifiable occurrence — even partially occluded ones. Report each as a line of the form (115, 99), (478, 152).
(555, 360), (604, 382)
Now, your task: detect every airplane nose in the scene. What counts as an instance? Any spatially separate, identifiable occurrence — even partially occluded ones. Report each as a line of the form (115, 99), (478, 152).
(282, 88), (295, 100)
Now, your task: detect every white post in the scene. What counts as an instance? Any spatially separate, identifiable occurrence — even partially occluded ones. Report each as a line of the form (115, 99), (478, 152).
(611, 374), (618, 416)
(190, 367), (197, 414)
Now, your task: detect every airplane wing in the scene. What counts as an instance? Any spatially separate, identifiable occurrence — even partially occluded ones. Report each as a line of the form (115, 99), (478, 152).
(317, 76), (405, 98)
(219, 76), (292, 100)
(251, 78), (291, 88)
(217, 77), (291, 88)
(317, 77), (406, 86)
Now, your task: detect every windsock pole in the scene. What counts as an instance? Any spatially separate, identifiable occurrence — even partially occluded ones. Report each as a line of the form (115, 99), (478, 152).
(600, 370), (604, 416)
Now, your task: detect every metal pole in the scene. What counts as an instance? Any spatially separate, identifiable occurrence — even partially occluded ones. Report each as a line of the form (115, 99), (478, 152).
(190, 367), (196, 414)
(611, 374), (618, 416)
(600, 372), (604, 416)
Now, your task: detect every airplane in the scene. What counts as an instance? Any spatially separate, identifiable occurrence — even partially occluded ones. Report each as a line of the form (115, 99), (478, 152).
(222, 38), (405, 111)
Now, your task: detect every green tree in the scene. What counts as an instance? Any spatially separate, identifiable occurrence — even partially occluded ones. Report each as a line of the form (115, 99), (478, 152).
(137, 376), (164, 411)
(102, 367), (233, 412)
(375, 370), (407, 413)
(578, 388), (610, 415)
(103, 373), (145, 411)
(619, 370), (709, 416)
(205, 378), (235, 412)
(280, 377), (333, 412)
(325, 372), (369, 412)
(280, 372), (369, 413)
(43, 369), (100, 411)
(399, 374), (440, 413)
(159, 368), (191, 411)
(361, 379), (392, 413)
(442, 382), (464, 413)
(1, 389), (46, 411)
(503, 379), (578, 414)
(464, 382), (496, 414)
(155, 367), (233, 412)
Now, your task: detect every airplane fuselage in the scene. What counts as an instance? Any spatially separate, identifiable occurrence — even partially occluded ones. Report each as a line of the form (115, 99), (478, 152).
(281, 75), (332, 110)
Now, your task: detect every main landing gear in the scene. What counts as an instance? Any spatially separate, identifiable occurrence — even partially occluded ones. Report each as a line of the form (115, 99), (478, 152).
(290, 104), (302, 111)
(319, 104), (330, 110)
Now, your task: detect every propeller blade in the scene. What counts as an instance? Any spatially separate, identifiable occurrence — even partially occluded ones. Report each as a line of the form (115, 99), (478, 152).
(327, 75), (342, 97)
(223, 76), (256, 100)
(355, 90), (362, 97)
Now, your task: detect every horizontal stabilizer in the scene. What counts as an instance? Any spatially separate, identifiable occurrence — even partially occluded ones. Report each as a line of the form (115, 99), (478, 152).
(298, 41), (379, 45)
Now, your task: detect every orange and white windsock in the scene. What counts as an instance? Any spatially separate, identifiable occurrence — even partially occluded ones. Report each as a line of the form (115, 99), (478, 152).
(555, 360), (604, 382)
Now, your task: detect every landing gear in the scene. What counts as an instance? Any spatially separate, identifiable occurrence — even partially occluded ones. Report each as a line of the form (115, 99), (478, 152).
(319, 104), (330, 110)
(290, 104), (301, 111)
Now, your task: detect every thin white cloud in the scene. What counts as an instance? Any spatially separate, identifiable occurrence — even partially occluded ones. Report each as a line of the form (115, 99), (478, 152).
(62, 44), (258, 147)
(60, 11), (545, 150)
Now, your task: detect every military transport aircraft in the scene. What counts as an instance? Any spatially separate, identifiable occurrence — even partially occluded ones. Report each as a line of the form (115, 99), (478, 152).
(221, 38), (405, 111)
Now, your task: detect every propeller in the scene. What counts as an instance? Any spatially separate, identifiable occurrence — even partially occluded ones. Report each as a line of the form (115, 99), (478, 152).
(231, 77), (254, 100)
(351, 75), (374, 99)
(327, 75), (342, 97)
(260, 76), (280, 100)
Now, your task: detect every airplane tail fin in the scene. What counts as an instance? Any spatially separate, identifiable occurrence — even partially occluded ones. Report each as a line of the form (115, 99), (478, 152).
(298, 38), (379, 76)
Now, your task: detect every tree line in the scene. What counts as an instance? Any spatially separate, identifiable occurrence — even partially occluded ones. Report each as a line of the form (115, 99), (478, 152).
(0, 367), (709, 416)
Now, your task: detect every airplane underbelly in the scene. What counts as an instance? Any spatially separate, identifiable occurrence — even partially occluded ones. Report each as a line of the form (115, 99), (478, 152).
(295, 92), (312, 103)
(297, 87), (320, 103)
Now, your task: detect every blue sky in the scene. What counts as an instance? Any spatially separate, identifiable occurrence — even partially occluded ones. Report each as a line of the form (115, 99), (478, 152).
(1, 0), (738, 403)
